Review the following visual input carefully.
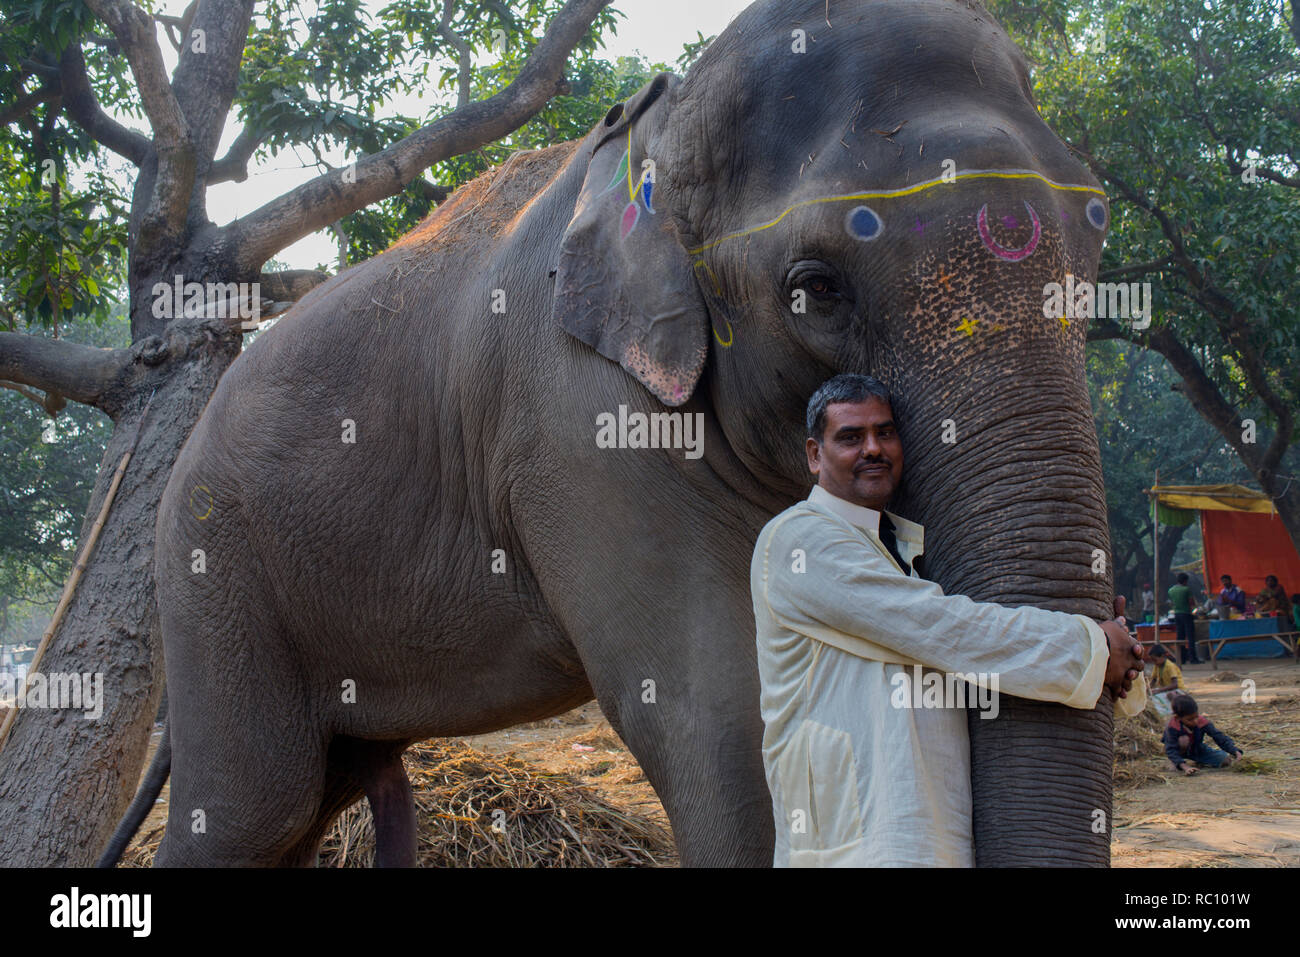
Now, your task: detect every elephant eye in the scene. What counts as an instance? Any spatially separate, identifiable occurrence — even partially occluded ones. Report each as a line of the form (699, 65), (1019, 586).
(788, 262), (845, 303)
(805, 277), (838, 299)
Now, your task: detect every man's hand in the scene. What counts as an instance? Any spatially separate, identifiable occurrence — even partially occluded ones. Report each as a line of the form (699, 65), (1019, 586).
(1182, 764), (1197, 776)
(1101, 619), (1144, 699)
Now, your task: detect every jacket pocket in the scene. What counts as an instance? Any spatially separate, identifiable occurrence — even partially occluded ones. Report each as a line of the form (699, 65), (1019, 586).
(777, 719), (863, 861)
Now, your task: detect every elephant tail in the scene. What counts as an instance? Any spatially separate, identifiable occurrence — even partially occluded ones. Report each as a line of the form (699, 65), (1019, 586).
(96, 723), (171, 868)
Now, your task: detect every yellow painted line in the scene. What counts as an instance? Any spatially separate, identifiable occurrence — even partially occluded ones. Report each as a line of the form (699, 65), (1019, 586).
(687, 169), (1105, 254)
(627, 126), (635, 203)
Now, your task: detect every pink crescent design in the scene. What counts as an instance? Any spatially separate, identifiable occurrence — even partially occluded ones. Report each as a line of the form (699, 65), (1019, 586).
(977, 201), (1041, 261)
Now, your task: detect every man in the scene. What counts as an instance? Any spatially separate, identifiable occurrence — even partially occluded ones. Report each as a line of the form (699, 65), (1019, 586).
(1168, 572), (1200, 665)
(1255, 575), (1291, 618)
(1141, 583), (1155, 623)
(1219, 575), (1247, 616)
(751, 374), (1145, 867)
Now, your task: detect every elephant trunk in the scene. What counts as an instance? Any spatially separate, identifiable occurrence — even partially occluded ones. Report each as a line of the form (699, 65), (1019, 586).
(894, 370), (1115, 866)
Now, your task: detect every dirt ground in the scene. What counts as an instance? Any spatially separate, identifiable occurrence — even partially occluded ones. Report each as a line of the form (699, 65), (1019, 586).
(1111, 658), (1300, 867)
(122, 657), (1298, 867)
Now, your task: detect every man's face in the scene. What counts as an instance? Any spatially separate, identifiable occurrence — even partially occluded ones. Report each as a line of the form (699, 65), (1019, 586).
(806, 398), (903, 510)
(1221, 577), (1232, 588)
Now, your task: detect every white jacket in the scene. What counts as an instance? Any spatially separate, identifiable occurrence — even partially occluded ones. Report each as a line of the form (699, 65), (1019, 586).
(751, 485), (1145, 867)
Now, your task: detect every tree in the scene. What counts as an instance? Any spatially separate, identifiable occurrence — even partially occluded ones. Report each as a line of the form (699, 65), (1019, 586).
(0, 309), (127, 623)
(0, 0), (616, 866)
(988, 0), (1300, 559)
(1086, 337), (1260, 608)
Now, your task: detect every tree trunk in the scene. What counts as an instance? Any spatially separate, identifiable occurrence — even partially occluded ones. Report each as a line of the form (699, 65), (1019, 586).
(1262, 475), (1300, 567)
(0, 317), (239, 866)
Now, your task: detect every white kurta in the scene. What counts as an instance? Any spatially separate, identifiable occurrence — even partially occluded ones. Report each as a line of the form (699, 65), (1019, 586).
(751, 484), (1145, 867)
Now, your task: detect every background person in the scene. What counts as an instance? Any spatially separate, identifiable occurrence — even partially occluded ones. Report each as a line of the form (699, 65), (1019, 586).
(1169, 572), (1200, 665)
(1162, 694), (1243, 775)
(1255, 575), (1291, 618)
(1219, 575), (1247, 616)
(1146, 643), (1184, 716)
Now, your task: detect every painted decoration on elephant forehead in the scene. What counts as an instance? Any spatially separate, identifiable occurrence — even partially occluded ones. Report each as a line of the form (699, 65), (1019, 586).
(977, 201), (1041, 261)
(600, 125), (656, 240)
(687, 168), (1106, 255)
(845, 206), (883, 242)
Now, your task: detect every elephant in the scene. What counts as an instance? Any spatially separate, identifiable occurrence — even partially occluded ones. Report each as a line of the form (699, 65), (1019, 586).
(101, 0), (1121, 867)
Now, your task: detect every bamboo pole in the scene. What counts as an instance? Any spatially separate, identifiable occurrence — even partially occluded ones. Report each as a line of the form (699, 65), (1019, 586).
(0, 392), (156, 755)
(1153, 468), (1161, 647)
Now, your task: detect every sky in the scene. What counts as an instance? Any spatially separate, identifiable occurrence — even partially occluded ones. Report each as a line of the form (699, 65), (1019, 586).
(119, 0), (753, 270)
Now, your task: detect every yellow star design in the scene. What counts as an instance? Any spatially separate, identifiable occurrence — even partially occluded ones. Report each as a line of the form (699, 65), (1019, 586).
(956, 316), (980, 336)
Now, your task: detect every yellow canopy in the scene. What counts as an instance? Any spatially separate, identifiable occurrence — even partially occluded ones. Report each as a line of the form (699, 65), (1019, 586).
(1147, 484), (1276, 515)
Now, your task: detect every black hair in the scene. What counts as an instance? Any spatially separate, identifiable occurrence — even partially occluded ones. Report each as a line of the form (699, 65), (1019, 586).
(1177, 572), (1189, 584)
(806, 374), (892, 443)
(1172, 694), (1198, 717)
(1150, 644), (1168, 657)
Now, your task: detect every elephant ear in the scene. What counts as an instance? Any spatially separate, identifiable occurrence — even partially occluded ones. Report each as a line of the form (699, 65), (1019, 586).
(552, 75), (708, 408)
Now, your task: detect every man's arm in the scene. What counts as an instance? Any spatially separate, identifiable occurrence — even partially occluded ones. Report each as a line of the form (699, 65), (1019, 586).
(760, 513), (1142, 712)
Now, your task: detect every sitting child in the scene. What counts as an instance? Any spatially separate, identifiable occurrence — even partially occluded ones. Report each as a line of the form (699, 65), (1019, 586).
(1146, 644), (1185, 716)
(1163, 694), (1244, 775)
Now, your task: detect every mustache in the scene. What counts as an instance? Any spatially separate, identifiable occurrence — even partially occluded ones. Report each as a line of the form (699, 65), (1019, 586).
(854, 458), (892, 472)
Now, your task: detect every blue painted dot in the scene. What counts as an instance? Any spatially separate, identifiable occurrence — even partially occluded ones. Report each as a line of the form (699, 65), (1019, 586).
(1086, 197), (1108, 229)
(846, 205), (883, 241)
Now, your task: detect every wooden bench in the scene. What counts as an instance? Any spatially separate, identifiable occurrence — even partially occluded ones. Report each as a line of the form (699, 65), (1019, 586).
(1205, 630), (1299, 670)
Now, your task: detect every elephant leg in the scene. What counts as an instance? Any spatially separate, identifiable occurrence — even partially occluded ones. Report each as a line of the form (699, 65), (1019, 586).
(154, 712), (327, 867)
(279, 768), (363, 867)
(280, 737), (414, 867)
(153, 615), (328, 865)
(588, 670), (774, 867)
(345, 738), (417, 868)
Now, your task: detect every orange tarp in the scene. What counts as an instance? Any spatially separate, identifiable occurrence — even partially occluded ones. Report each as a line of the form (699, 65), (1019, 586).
(1201, 510), (1300, 600)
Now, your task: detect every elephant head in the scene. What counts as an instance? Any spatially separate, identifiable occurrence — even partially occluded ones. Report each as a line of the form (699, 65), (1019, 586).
(554, 0), (1117, 865)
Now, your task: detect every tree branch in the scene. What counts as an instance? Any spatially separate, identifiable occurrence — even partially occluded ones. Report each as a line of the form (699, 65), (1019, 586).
(0, 379), (65, 414)
(1140, 324), (1260, 470)
(1085, 156), (1292, 437)
(440, 0), (473, 110)
(85, 0), (195, 246)
(414, 179), (452, 204)
(169, 0), (256, 182)
(1097, 256), (1177, 283)
(208, 127), (263, 184)
(258, 269), (330, 301)
(0, 333), (134, 413)
(224, 0), (611, 273)
(57, 42), (151, 165)
(19, 58), (61, 82)
(0, 82), (59, 127)
(1224, 148), (1300, 188)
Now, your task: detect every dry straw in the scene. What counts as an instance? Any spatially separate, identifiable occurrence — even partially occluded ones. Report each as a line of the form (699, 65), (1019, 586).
(123, 739), (676, 868)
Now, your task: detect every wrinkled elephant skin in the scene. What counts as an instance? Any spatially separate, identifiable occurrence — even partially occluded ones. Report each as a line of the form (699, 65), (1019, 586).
(141, 0), (1116, 867)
